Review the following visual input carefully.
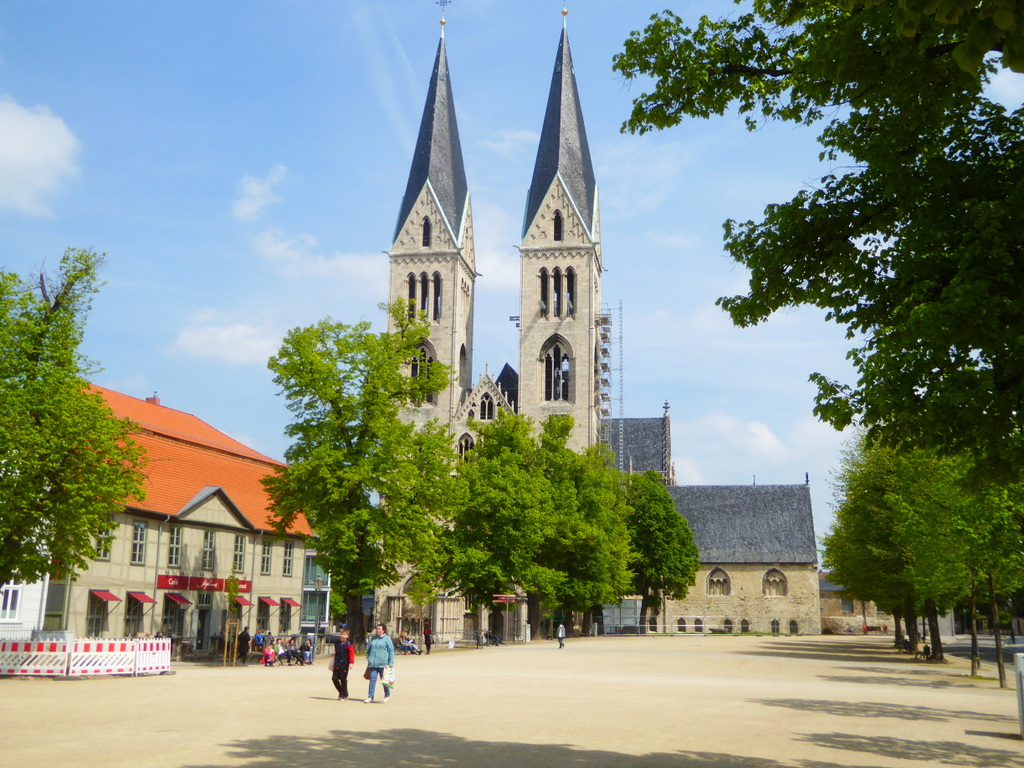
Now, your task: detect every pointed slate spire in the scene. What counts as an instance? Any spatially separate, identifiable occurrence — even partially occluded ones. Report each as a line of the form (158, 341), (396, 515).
(522, 27), (597, 240)
(393, 35), (469, 246)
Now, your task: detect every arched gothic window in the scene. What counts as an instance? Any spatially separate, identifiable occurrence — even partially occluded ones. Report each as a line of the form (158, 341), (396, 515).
(763, 568), (788, 597)
(539, 268), (549, 317)
(457, 434), (475, 459)
(411, 344), (436, 405)
(432, 272), (442, 321)
(543, 340), (571, 402)
(552, 268), (562, 317)
(565, 268), (576, 316)
(407, 274), (417, 318)
(419, 273), (429, 315)
(553, 209), (563, 241)
(707, 568), (731, 596)
(479, 393), (495, 420)
(422, 217), (432, 247)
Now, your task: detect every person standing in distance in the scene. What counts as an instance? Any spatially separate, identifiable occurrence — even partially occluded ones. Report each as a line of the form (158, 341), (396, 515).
(423, 620), (432, 655)
(237, 626), (251, 665)
(331, 629), (355, 700)
(364, 623), (395, 703)
(556, 622), (566, 649)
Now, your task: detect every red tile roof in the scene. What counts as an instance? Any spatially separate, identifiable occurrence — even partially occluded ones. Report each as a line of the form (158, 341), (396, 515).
(95, 386), (310, 536)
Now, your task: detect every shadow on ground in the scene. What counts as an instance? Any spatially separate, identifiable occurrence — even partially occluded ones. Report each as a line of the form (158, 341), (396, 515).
(797, 733), (1024, 766)
(817, 674), (981, 689)
(752, 698), (1016, 724)
(181, 729), (889, 768)
(744, 640), (919, 665)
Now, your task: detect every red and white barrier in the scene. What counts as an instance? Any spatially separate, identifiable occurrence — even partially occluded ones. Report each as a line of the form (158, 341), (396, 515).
(134, 637), (172, 675)
(67, 639), (136, 676)
(1, 637), (172, 677)
(0, 640), (70, 676)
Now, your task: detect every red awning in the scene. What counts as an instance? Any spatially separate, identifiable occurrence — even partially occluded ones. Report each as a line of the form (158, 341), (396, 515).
(235, 596), (254, 607)
(258, 596), (280, 607)
(280, 598), (301, 608)
(165, 592), (192, 605)
(90, 590), (121, 602)
(127, 591), (157, 604)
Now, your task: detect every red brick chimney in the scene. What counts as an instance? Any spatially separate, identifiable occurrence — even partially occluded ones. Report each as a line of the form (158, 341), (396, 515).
(145, 393), (161, 406)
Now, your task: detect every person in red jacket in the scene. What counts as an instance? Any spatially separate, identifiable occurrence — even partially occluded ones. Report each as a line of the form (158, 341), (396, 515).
(330, 629), (356, 700)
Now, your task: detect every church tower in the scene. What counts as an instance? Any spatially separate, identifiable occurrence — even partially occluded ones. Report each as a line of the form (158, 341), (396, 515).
(517, 18), (602, 452)
(388, 21), (475, 430)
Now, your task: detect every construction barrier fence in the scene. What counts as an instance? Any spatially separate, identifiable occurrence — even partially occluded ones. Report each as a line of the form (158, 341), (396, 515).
(0, 637), (171, 677)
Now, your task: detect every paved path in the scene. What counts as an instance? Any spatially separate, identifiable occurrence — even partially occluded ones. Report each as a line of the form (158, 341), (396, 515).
(2, 634), (1021, 767)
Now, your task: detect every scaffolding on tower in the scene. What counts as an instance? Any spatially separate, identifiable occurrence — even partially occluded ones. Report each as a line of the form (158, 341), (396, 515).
(596, 301), (624, 467)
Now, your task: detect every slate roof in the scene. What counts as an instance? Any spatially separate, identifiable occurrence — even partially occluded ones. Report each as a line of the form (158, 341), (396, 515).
(667, 485), (817, 565)
(603, 417), (668, 475)
(522, 27), (596, 240)
(393, 35), (469, 247)
(95, 387), (310, 536)
(495, 363), (519, 413)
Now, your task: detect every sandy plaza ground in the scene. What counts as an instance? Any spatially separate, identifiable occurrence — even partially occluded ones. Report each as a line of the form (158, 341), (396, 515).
(1, 634), (1021, 768)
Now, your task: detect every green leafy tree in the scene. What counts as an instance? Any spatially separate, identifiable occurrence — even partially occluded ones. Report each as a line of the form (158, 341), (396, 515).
(624, 471), (701, 630)
(614, 2), (1024, 482)
(0, 248), (146, 586)
(537, 418), (634, 629)
(263, 302), (461, 639)
(439, 411), (560, 633)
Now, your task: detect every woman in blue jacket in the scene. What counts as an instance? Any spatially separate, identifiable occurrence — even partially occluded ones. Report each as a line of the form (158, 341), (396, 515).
(364, 623), (395, 703)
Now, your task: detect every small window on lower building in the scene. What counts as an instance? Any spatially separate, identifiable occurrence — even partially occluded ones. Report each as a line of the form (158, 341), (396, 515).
(724, 618), (734, 633)
(740, 619), (750, 633)
(771, 619), (780, 635)
(695, 618), (704, 633)
(677, 618), (686, 633)
(789, 620), (799, 635)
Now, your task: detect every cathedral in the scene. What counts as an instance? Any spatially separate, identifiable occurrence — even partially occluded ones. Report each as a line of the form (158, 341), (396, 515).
(386, 13), (605, 455)
(376, 13), (821, 640)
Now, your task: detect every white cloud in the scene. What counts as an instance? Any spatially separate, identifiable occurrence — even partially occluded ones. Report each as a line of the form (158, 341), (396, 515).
(254, 227), (387, 283)
(472, 201), (521, 290)
(479, 129), (538, 158)
(232, 164), (287, 221)
(0, 96), (80, 216)
(171, 309), (281, 365)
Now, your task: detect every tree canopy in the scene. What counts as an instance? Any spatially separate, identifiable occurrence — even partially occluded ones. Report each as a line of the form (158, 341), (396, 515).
(0, 248), (146, 586)
(263, 302), (462, 631)
(624, 470), (701, 624)
(614, 1), (1024, 482)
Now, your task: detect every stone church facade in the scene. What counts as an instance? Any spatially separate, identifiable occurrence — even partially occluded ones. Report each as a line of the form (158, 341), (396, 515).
(374, 17), (819, 641)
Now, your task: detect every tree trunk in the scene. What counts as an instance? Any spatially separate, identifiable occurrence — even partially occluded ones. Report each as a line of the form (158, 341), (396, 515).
(345, 594), (367, 647)
(988, 573), (1007, 688)
(526, 593), (543, 642)
(904, 600), (919, 655)
(968, 584), (980, 677)
(924, 598), (943, 661)
(892, 606), (905, 651)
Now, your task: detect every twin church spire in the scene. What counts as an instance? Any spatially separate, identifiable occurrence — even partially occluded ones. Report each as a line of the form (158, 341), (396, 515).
(388, 12), (603, 451)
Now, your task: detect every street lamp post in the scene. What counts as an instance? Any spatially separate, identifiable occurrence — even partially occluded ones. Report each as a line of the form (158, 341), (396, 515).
(313, 575), (324, 662)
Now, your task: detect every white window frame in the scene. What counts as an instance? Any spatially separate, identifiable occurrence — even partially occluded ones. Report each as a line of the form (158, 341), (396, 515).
(261, 540), (272, 575)
(0, 584), (22, 621)
(167, 525), (182, 568)
(202, 530), (216, 571)
(131, 520), (147, 566)
(283, 541), (294, 577)
(233, 535), (246, 573)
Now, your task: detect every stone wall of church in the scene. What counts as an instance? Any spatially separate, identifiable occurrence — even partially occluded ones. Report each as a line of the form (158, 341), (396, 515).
(661, 563), (822, 635)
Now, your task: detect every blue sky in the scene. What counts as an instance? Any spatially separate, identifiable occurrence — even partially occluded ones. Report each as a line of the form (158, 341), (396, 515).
(6, 1), (1021, 542)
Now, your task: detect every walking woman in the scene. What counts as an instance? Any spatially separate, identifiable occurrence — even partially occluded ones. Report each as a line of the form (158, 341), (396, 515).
(364, 623), (395, 703)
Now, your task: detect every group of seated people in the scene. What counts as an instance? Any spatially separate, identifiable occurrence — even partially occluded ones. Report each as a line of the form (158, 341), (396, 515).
(396, 632), (423, 655)
(252, 631), (311, 666)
